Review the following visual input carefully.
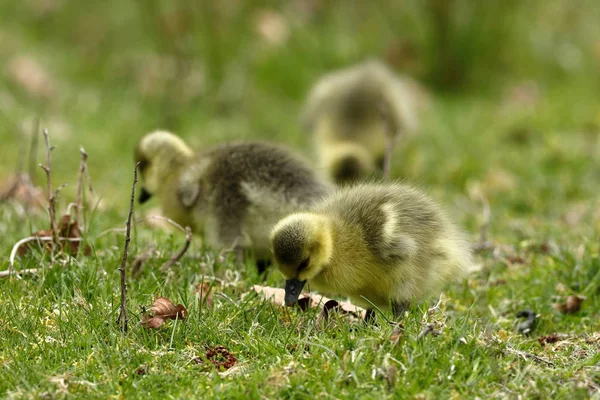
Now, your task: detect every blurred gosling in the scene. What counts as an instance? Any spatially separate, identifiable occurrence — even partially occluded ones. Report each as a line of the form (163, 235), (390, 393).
(270, 182), (472, 321)
(135, 130), (332, 266)
(302, 60), (422, 184)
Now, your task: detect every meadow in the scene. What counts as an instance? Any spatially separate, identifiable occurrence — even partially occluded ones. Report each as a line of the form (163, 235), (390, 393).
(1, 1), (599, 398)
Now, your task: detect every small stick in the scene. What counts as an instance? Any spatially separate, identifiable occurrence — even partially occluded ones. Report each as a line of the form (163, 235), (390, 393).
(0, 268), (41, 278)
(6, 235), (82, 274)
(75, 147), (88, 227)
(116, 162), (139, 332)
(131, 245), (157, 278)
(160, 226), (193, 272)
(137, 215), (187, 233)
(502, 346), (555, 367)
(39, 129), (59, 258)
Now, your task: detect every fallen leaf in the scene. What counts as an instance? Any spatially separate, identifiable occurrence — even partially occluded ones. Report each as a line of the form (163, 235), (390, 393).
(17, 214), (91, 257)
(516, 310), (536, 335)
(193, 346), (237, 371)
(141, 296), (188, 329)
(538, 333), (564, 347)
(553, 295), (586, 314)
(134, 364), (148, 375)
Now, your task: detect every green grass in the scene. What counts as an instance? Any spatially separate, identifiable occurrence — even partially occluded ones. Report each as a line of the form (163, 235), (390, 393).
(1, 1), (600, 398)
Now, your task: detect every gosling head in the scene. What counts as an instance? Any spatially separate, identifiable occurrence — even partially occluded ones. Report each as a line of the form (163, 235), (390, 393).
(270, 213), (333, 306)
(134, 131), (193, 204)
(326, 143), (375, 185)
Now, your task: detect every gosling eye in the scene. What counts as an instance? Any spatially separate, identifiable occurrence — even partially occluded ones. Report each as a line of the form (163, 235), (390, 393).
(297, 257), (310, 272)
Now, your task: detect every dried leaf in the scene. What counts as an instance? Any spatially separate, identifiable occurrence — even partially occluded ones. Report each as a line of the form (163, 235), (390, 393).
(193, 346), (237, 371)
(553, 295), (585, 314)
(17, 214), (91, 257)
(141, 296), (188, 329)
(538, 333), (564, 347)
(134, 364), (148, 375)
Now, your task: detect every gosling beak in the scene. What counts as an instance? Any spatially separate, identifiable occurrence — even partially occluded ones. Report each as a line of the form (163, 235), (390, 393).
(138, 187), (152, 204)
(284, 278), (306, 306)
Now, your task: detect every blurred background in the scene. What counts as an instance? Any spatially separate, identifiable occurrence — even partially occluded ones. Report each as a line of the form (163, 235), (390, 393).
(1, 0), (599, 240)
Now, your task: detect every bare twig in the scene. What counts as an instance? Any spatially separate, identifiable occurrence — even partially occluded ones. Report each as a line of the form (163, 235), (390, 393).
(0, 268), (41, 278)
(137, 215), (187, 233)
(116, 162), (139, 332)
(160, 226), (193, 272)
(131, 245), (157, 278)
(502, 346), (555, 367)
(75, 147), (89, 227)
(39, 129), (59, 259)
(5, 235), (83, 276)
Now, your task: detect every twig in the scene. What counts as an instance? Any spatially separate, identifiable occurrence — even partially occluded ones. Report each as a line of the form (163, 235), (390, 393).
(116, 162), (139, 333)
(76, 147), (88, 227)
(131, 245), (157, 278)
(7, 235), (83, 274)
(160, 226), (193, 272)
(502, 346), (555, 367)
(137, 215), (187, 233)
(0, 268), (41, 278)
(39, 129), (59, 259)
(95, 215), (186, 240)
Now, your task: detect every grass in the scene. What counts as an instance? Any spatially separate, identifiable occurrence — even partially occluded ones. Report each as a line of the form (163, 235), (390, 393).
(1, 1), (600, 398)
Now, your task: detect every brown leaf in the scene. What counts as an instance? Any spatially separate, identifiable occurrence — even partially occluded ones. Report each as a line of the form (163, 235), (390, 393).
(553, 295), (586, 314)
(538, 333), (564, 347)
(141, 296), (188, 329)
(17, 214), (91, 257)
(134, 364), (148, 375)
(193, 346), (237, 371)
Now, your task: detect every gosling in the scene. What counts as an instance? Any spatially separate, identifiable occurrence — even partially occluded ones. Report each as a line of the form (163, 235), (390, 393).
(135, 130), (332, 268)
(270, 182), (472, 321)
(302, 60), (421, 184)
